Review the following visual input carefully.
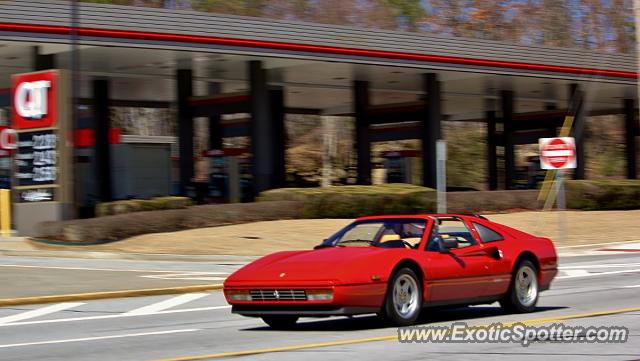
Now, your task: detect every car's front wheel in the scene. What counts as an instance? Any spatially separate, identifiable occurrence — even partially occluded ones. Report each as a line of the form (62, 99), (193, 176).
(382, 267), (422, 326)
(500, 260), (539, 313)
(261, 316), (299, 329)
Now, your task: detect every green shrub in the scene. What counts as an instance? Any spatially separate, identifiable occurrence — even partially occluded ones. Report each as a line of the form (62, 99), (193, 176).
(258, 184), (436, 218)
(96, 196), (193, 217)
(565, 180), (640, 210)
(446, 190), (539, 213)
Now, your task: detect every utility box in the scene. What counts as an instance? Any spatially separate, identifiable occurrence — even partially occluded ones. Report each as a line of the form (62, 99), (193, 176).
(206, 148), (252, 203)
(111, 143), (171, 199)
(382, 150), (422, 185)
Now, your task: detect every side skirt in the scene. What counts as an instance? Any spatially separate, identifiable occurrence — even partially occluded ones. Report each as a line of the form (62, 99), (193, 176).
(423, 295), (502, 308)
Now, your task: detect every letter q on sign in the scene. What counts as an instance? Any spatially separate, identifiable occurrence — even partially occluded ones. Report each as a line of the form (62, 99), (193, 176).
(14, 80), (51, 119)
(0, 127), (17, 150)
(11, 70), (58, 130)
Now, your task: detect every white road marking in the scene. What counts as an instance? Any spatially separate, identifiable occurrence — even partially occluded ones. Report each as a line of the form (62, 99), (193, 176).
(557, 268), (640, 279)
(0, 302), (85, 324)
(125, 293), (209, 315)
(0, 305), (231, 328)
(623, 284), (640, 288)
(0, 329), (199, 349)
(559, 264), (640, 269)
(560, 270), (590, 277)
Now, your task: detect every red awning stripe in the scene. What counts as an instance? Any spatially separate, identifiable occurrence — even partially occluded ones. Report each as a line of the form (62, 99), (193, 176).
(73, 128), (121, 148)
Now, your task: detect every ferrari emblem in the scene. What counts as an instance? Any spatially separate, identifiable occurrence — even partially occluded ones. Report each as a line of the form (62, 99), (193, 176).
(279, 272), (286, 278)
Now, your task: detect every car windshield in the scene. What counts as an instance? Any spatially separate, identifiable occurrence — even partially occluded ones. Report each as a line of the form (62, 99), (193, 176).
(324, 219), (427, 249)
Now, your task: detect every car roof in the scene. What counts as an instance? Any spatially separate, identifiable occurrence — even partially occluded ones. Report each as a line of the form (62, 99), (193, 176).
(355, 214), (486, 222)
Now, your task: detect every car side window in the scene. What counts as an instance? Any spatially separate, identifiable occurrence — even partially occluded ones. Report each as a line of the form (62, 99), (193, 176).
(426, 217), (477, 251)
(473, 223), (504, 243)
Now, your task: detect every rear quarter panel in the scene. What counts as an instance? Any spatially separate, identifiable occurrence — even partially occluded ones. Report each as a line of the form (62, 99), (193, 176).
(492, 222), (558, 290)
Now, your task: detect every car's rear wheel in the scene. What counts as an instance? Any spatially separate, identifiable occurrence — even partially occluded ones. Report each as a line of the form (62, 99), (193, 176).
(382, 267), (422, 326)
(500, 260), (539, 313)
(261, 316), (299, 329)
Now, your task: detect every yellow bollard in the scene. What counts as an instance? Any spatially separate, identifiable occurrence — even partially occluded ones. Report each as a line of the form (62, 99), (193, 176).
(0, 189), (10, 237)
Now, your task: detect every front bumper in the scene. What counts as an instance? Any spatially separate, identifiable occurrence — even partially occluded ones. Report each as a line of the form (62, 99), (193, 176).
(232, 305), (380, 317)
(224, 282), (387, 317)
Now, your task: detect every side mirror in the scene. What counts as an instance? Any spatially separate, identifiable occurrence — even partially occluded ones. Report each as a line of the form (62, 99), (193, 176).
(438, 237), (459, 253)
(314, 239), (331, 250)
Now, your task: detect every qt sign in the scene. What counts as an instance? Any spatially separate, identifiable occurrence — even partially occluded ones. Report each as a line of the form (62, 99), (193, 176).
(539, 137), (576, 170)
(0, 126), (17, 157)
(11, 70), (58, 130)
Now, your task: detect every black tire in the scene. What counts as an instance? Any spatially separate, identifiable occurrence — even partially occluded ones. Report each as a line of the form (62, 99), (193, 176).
(499, 260), (539, 313)
(381, 267), (423, 326)
(261, 316), (299, 329)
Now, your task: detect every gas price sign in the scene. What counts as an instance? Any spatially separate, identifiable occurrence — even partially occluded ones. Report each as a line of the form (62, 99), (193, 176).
(15, 131), (58, 186)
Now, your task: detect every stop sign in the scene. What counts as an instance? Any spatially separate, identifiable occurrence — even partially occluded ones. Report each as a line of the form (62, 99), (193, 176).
(539, 137), (576, 170)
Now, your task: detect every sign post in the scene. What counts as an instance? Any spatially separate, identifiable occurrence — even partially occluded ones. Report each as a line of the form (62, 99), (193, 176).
(539, 137), (577, 243)
(11, 70), (73, 236)
(436, 140), (447, 214)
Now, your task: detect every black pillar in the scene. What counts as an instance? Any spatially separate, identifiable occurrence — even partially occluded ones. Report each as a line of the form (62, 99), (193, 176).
(569, 84), (585, 179)
(422, 74), (442, 189)
(545, 102), (559, 137)
(502, 90), (515, 190)
(249, 61), (275, 194)
(209, 114), (223, 150)
(624, 98), (638, 179)
(93, 79), (112, 202)
(353, 80), (371, 185)
(270, 87), (286, 188)
(487, 109), (498, 190)
(177, 69), (194, 196)
(208, 83), (223, 150)
(32, 46), (55, 71)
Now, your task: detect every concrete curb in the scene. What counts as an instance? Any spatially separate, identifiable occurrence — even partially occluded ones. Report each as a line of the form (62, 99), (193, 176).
(0, 284), (224, 307)
(556, 240), (640, 257)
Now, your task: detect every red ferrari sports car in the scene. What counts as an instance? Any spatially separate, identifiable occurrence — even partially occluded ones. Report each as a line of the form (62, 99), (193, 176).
(223, 214), (557, 328)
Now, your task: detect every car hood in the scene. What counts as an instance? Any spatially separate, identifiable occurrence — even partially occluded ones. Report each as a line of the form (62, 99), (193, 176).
(225, 247), (405, 286)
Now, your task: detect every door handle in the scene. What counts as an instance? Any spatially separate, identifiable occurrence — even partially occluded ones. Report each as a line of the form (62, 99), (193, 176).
(479, 246), (503, 260)
(491, 247), (503, 260)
